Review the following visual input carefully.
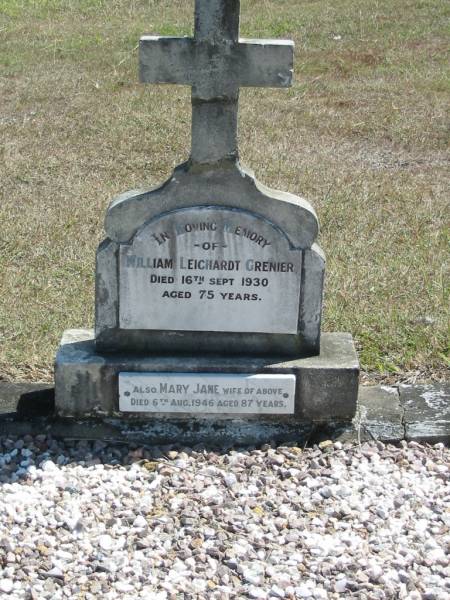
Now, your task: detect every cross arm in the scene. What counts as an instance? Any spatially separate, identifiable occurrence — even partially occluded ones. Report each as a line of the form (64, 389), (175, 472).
(236, 39), (294, 88)
(140, 35), (294, 91)
(139, 36), (195, 85)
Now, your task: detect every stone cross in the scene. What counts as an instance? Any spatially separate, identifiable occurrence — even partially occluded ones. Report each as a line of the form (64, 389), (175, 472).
(139, 0), (294, 164)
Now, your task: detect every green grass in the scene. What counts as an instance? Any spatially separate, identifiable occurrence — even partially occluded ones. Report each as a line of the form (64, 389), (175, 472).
(0, 0), (448, 382)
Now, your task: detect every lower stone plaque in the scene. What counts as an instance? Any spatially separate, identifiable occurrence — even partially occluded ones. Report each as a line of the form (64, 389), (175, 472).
(119, 372), (296, 414)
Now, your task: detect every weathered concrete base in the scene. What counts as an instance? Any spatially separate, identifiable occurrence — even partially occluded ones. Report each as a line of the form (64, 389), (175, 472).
(355, 385), (404, 441)
(54, 329), (359, 423)
(0, 414), (314, 447)
(401, 383), (450, 443)
(1, 381), (449, 446)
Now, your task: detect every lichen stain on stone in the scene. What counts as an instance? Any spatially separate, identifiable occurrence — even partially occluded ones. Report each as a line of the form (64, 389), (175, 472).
(97, 276), (109, 305)
(380, 386), (398, 395)
(420, 390), (449, 414)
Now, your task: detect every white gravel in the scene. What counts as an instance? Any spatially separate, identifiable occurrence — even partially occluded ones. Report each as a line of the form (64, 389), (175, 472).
(0, 436), (448, 599)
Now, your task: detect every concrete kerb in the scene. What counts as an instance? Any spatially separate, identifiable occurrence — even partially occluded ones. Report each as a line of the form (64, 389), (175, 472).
(0, 382), (448, 445)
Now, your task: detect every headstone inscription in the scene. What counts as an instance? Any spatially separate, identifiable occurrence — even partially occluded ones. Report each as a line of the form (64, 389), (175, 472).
(55, 0), (359, 432)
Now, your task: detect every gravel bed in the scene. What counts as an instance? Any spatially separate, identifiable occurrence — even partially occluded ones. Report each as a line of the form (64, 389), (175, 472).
(0, 435), (448, 599)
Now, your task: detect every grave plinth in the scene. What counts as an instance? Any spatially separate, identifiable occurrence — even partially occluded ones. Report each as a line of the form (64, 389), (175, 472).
(55, 0), (359, 429)
(55, 330), (358, 423)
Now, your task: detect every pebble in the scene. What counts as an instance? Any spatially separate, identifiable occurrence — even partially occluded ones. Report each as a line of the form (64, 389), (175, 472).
(0, 579), (14, 593)
(335, 578), (347, 592)
(40, 460), (57, 472)
(270, 584), (286, 598)
(242, 567), (263, 585)
(248, 585), (267, 599)
(98, 534), (114, 551)
(132, 515), (147, 529)
(296, 583), (313, 597)
(0, 436), (448, 598)
(43, 567), (64, 579)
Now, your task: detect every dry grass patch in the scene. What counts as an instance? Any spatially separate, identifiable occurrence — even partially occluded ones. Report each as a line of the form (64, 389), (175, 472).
(0, 0), (448, 382)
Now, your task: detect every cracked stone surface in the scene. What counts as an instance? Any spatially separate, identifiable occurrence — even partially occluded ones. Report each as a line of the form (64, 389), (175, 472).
(355, 386), (403, 442)
(401, 383), (450, 443)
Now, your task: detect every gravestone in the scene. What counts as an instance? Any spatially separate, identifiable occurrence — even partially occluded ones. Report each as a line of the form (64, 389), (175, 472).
(55, 0), (359, 437)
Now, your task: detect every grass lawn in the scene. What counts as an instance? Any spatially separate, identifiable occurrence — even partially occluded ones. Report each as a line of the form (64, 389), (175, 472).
(0, 0), (448, 383)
